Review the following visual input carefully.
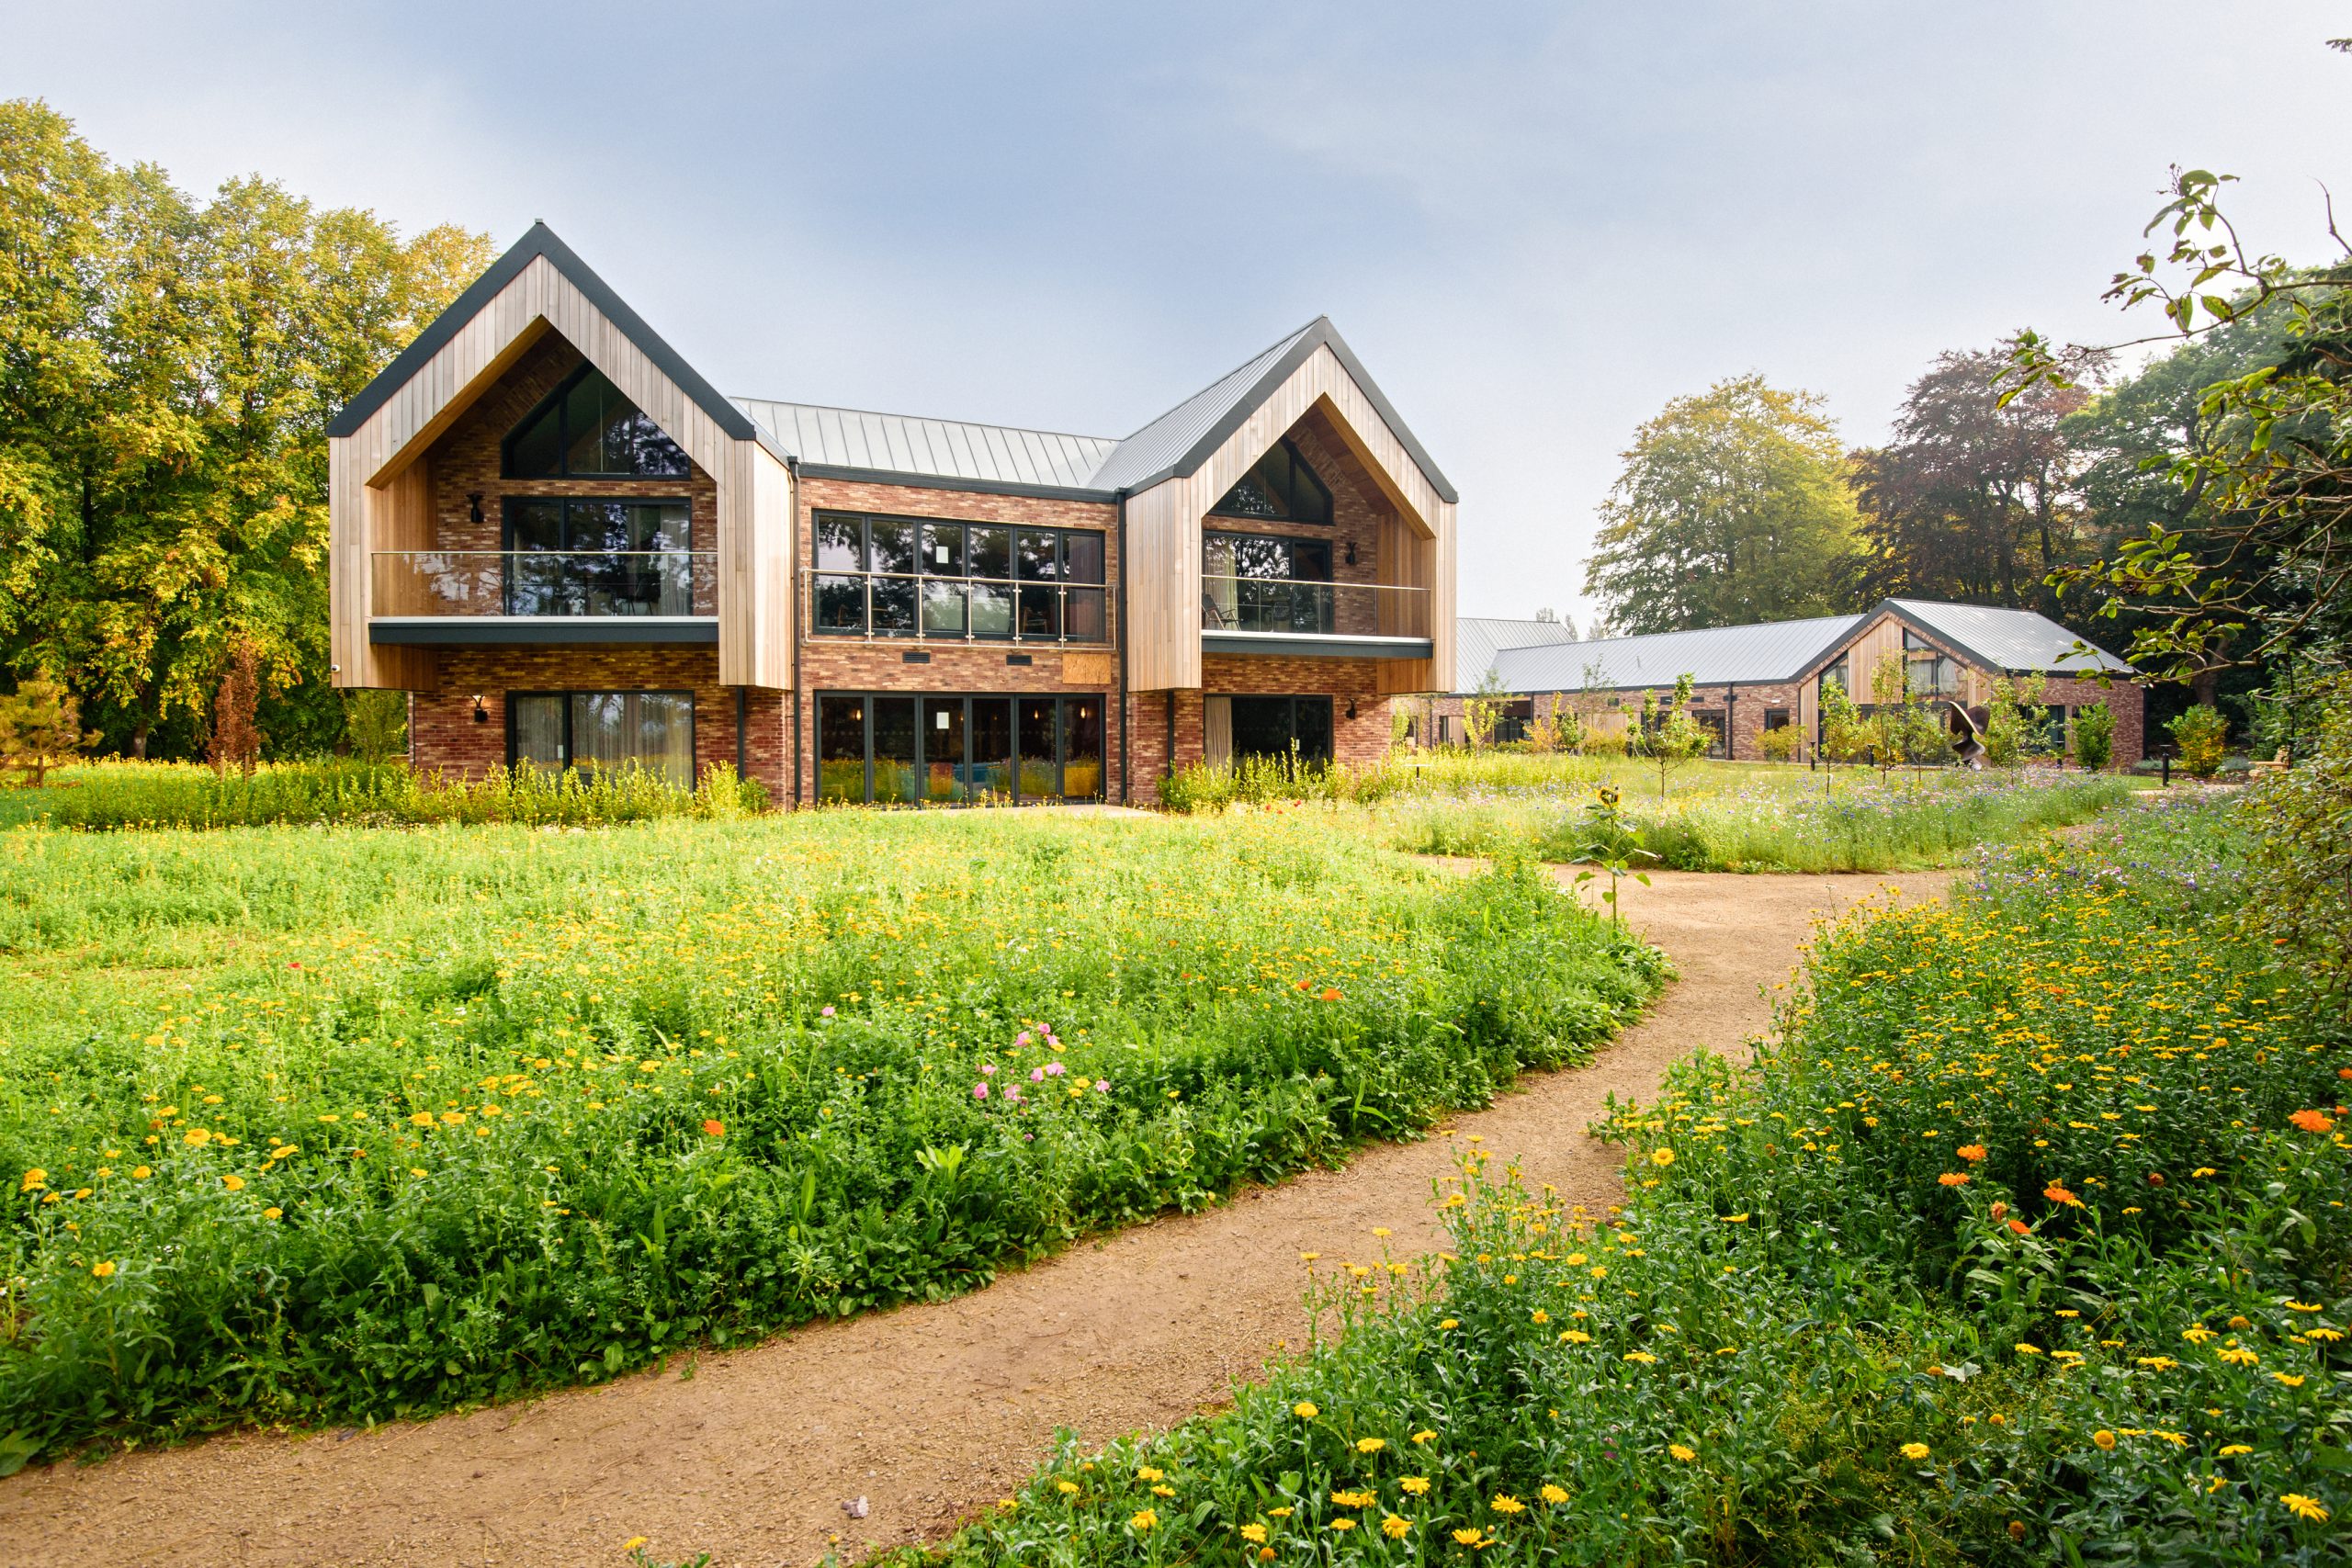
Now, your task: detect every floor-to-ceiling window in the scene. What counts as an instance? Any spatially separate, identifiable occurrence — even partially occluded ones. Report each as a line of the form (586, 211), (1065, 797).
(815, 693), (1105, 805)
(811, 513), (1108, 643)
(1228, 695), (1333, 764)
(509, 691), (695, 786)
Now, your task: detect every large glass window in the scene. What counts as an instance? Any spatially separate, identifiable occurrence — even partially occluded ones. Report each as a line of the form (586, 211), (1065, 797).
(509, 692), (694, 786)
(503, 497), (693, 615)
(1204, 532), (1336, 633)
(503, 367), (691, 479)
(1210, 437), (1332, 525)
(1903, 629), (1961, 696)
(811, 513), (1107, 642)
(1229, 695), (1333, 765)
(814, 693), (1105, 805)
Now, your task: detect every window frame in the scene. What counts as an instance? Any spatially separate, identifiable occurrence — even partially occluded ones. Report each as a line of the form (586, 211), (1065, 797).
(501, 365), (694, 479)
(812, 690), (1107, 805)
(808, 513), (1110, 643)
(1227, 694), (1335, 765)
(505, 690), (696, 781)
(1207, 436), (1334, 525)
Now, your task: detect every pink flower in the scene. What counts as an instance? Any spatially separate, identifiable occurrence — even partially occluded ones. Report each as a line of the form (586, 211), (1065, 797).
(1004, 1086), (1023, 1102)
(1045, 1062), (1066, 1077)
(1016, 1032), (1033, 1047)
(1029, 1068), (1045, 1082)
(980, 1062), (996, 1076)
(820, 1005), (836, 1018)
(973, 1083), (989, 1100)
(1095, 1079), (1110, 1092)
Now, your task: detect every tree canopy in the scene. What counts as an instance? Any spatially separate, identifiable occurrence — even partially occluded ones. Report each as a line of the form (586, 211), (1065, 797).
(1582, 374), (1864, 635)
(0, 99), (491, 756)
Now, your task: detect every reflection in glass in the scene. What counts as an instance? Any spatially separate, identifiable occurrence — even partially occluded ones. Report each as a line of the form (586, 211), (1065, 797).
(871, 698), (917, 804)
(511, 694), (564, 771)
(1063, 586), (1106, 642)
(815, 515), (864, 571)
(1064, 531), (1104, 585)
(506, 367), (690, 478)
(968, 526), (1012, 581)
(970, 698), (1013, 800)
(1062, 699), (1103, 801)
(867, 519), (916, 576)
(1016, 530), (1059, 581)
(923, 524), (965, 575)
(814, 576), (865, 633)
(1018, 698), (1057, 800)
(1017, 583), (1059, 640)
(968, 582), (1013, 638)
(818, 695), (865, 803)
(924, 698), (967, 803)
(922, 580), (967, 637)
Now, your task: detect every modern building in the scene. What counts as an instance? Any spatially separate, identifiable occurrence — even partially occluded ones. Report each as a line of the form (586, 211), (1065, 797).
(1436, 599), (2143, 764)
(326, 225), (1456, 805)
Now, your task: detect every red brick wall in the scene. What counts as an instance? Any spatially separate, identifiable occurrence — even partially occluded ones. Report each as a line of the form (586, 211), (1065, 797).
(2044, 675), (2145, 766)
(789, 476), (1123, 805)
(409, 645), (789, 795)
(1205, 406), (1395, 637)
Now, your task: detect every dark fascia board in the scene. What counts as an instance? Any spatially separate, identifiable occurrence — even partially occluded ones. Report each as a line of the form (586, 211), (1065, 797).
(369, 616), (719, 646)
(1124, 318), (1460, 505)
(1202, 631), (1436, 660)
(796, 463), (1118, 506)
(325, 222), (784, 463)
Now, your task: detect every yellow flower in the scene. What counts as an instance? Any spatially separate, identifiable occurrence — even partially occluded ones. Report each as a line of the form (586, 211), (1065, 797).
(1559, 1329), (1592, 1344)
(1136, 1466), (1163, 1482)
(1649, 1147), (1675, 1167)
(1381, 1514), (1410, 1539)
(1453, 1528), (1489, 1548)
(2092, 1431), (2117, 1451)
(1150, 1484), (1174, 1497)
(1400, 1476), (1431, 1495)
(1540, 1483), (1569, 1503)
(131, 1167), (151, 1179)
(1055, 1480), (1080, 1495)
(1668, 1444), (1697, 1461)
(2220, 1444), (2253, 1457)
(183, 1129), (211, 1147)
(2217, 1346), (2259, 1367)
(1490, 1494), (1525, 1515)
(2281, 1493), (2329, 1524)
(91, 1260), (115, 1278)
(2181, 1325), (2217, 1344)
(1292, 1402), (1317, 1420)
(1129, 1508), (1157, 1531)
(19, 1168), (45, 1192)
(1438, 1318), (1459, 1330)
(621, 1539), (648, 1553)
(2016, 1343), (2043, 1356)
(1900, 1442), (1931, 1461)
(263, 1206), (283, 1220)
(1356, 1437), (1385, 1454)
(410, 1112), (435, 1128)
(1328, 1517), (1356, 1532)
(1410, 1429), (1436, 1445)
(1623, 1350), (1658, 1364)
(221, 1174), (245, 1191)
(2272, 1373), (2306, 1388)
(1238, 1522), (1267, 1543)
(1530, 1310), (1549, 1325)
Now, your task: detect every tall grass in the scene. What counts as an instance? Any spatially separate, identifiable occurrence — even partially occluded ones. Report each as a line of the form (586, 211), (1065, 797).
(918, 796), (2352, 1567)
(4, 759), (765, 830)
(0, 812), (1663, 1458)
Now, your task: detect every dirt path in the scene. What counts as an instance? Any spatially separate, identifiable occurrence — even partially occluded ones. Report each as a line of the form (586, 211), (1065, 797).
(0, 867), (1947, 1568)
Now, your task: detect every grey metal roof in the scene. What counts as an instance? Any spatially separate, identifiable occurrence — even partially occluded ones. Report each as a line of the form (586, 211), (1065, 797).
(734, 400), (1118, 491)
(1486, 614), (1866, 694)
(1457, 616), (1578, 685)
(1887, 599), (2133, 675)
(1082, 322), (1318, 493)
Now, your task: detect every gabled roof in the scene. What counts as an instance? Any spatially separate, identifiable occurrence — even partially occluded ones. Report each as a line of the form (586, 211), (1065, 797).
(735, 400), (1116, 491)
(1491, 614), (1865, 694)
(1083, 317), (1459, 502)
(325, 222), (768, 451)
(1883, 599), (2133, 676)
(1457, 616), (1578, 682)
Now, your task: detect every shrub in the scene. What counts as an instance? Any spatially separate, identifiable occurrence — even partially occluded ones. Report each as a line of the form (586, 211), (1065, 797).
(0, 677), (97, 787)
(1758, 723), (1798, 762)
(2243, 671), (2352, 991)
(2171, 703), (2230, 778)
(1983, 673), (2052, 768)
(2072, 698), (2116, 771)
(343, 690), (409, 763)
(1579, 729), (1629, 759)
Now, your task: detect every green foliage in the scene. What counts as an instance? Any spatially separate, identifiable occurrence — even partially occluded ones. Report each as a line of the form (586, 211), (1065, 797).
(1583, 374), (1865, 635)
(1817, 671), (1871, 765)
(6, 759), (767, 829)
(343, 690), (409, 765)
(0, 815), (1665, 1457)
(2170, 704), (2230, 778)
(1984, 674), (2053, 769)
(1758, 723), (1798, 762)
(0, 676), (96, 786)
(1562, 784), (1656, 923)
(2071, 700), (2117, 771)
(2242, 671), (2352, 989)
(1633, 673), (1712, 801)
(928, 799), (2352, 1567)
(1462, 668), (1510, 750)
(1157, 754), (1407, 814)
(0, 97), (492, 757)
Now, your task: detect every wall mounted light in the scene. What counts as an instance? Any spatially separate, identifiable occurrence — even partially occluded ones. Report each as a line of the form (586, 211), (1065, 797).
(1345, 699), (1358, 720)
(469, 492), (485, 525)
(471, 694), (489, 725)
(1344, 540), (1357, 566)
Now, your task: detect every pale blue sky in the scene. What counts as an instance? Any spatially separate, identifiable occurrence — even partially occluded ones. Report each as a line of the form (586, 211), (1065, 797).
(7, 2), (2350, 621)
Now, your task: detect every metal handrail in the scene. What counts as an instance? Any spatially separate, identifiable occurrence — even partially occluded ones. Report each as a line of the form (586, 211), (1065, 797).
(372, 549), (717, 618)
(808, 568), (1110, 644)
(1199, 573), (1430, 637)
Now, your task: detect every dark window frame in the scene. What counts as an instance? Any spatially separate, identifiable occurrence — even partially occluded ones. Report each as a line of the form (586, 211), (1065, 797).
(809, 512), (1110, 643)
(1227, 694), (1335, 765)
(505, 689), (696, 776)
(500, 495), (696, 616)
(1207, 436), (1334, 525)
(811, 690), (1108, 806)
(501, 365), (694, 479)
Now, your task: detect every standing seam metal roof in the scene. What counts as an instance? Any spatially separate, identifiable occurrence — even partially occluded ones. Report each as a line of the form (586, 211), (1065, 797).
(1455, 617), (1578, 685)
(1080, 322), (1319, 493)
(733, 399), (1118, 491)
(1887, 599), (2132, 674)
(1487, 615), (1866, 694)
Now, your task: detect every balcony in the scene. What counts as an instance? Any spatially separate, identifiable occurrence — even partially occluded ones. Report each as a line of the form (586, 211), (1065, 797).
(1199, 575), (1433, 660)
(809, 570), (1109, 645)
(368, 551), (718, 644)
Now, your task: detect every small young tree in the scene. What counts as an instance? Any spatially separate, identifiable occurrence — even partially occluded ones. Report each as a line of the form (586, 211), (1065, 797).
(1638, 673), (1713, 801)
(1527, 693), (1561, 753)
(2170, 704), (2229, 779)
(0, 677), (99, 786)
(209, 641), (263, 779)
(1818, 676), (1871, 766)
(1462, 668), (1509, 750)
(1982, 674), (2052, 769)
(1566, 783), (1657, 924)
(2071, 701), (2116, 772)
(345, 689), (410, 764)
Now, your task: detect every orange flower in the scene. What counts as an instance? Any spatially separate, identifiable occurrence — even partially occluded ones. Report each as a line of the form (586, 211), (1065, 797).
(2043, 1183), (2082, 1209)
(1938, 1172), (1970, 1187)
(1957, 1145), (1987, 1163)
(702, 1119), (725, 1137)
(2288, 1110), (2334, 1134)
(2007, 1218), (2030, 1235)
(1989, 1201), (2007, 1222)
(1319, 987), (1342, 1002)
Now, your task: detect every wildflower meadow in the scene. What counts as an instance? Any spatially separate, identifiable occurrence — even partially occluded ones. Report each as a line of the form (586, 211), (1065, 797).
(0, 809), (1663, 1461)
(918, 795), (2351, 1566)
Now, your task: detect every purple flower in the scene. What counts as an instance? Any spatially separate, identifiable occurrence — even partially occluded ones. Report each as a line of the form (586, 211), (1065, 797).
(973, 1083), (988, 1100)
(1095, 1079), (1110, 1093)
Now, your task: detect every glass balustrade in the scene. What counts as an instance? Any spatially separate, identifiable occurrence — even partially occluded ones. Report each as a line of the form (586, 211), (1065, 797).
(371, 551), (718, 617)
